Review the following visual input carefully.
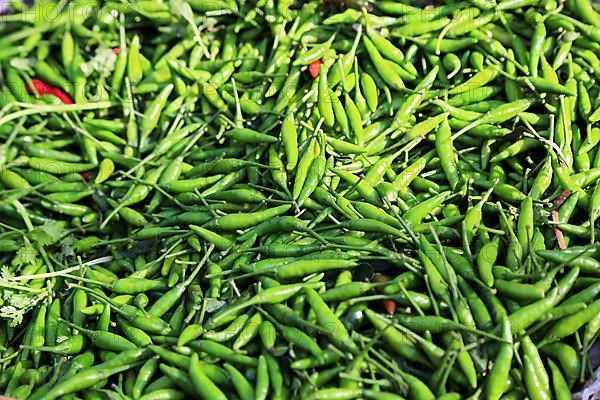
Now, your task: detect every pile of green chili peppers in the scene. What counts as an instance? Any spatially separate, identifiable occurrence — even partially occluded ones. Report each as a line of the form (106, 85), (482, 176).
(1, 0), (600, 398)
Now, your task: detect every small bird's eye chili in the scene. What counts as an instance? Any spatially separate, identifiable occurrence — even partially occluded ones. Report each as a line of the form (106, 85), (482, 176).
(1, 0), (600, 398)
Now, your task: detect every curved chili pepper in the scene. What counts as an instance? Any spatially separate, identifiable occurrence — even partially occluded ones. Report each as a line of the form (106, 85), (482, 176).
(26, 79), (73, 104)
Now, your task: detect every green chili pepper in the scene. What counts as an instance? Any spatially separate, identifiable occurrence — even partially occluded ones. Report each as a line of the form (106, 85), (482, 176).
(188, 353), (227, 400)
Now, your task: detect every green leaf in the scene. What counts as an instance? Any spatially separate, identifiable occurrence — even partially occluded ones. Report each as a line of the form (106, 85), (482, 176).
(170, 0), (196, 26)
(205, 298), (226, 313)
(0, 304), (26, 326)
(1, 266), (14, 280)
(9, 57), (34, 73)
(28, 222), (64, 246)
(0, 290), (47, 327)
(170, 0), (201, 39)
(14, 243), (38, 267)
(59, 234), (76, 261)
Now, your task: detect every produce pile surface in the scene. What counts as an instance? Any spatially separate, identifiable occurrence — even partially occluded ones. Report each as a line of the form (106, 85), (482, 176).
(1, 0), (600, 399)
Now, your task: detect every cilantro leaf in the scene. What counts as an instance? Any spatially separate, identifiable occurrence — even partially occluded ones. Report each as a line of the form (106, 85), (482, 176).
(14, 243), (38, 267)
(28, 222), (65, 246)
(0, 290), (47, 327)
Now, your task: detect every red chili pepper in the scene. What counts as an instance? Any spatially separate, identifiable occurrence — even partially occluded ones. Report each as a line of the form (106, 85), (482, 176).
(373, 274), (396, 315)
(81, 172), (91, 181)
(113, 47), (120, 55)
(382, 300), (396, 315)
(27, 79), (73, 104)
(308, 60), (322, 79)
(27, 79), (50, 96)
(50, 88), (74, 104)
